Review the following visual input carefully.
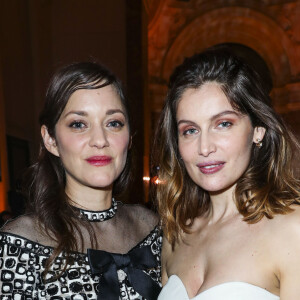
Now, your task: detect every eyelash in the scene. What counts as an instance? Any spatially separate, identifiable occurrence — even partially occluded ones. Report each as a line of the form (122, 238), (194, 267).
(217, 121), (233, 128)
(69, 121), (87, 129)
(107, 120), (124, 128)
(180, 120), (233, 136)
(182, 128), (198, 136)
(68, 119), (125, 129)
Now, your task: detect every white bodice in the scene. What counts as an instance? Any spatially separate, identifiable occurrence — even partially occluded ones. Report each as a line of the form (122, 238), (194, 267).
(158, 275), (280, 300)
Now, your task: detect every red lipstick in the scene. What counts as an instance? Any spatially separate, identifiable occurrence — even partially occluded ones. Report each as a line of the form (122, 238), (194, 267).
(86, 156), (112, 166)
(197, 161), (225, 174)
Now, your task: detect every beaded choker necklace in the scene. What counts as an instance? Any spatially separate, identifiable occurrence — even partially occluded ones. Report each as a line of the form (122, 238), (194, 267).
(78, 198), (117, 222)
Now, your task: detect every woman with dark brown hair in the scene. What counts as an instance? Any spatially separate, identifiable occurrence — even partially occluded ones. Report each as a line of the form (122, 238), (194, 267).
(0, 62), (162, 299)
(155, 46), (300, 299)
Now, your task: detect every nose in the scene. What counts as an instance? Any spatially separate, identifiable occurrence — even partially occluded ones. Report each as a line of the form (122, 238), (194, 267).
(198, 131), (216, 157)
(89, 126), (109, 149)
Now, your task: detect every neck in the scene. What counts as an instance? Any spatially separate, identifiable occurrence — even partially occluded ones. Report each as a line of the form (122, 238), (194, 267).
(65, 178), (113, 211)
(208, 184), (239, 223)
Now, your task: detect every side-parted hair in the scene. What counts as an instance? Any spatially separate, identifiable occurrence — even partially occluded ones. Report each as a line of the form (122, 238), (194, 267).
(154, 46), (300, 246)
(23, 61), (132, 273)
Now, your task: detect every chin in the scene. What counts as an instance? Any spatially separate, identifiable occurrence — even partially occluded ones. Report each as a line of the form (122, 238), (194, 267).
(85, 176), (115, 189)
(190, 176), (233, 192)
(200, 181), (237, 194)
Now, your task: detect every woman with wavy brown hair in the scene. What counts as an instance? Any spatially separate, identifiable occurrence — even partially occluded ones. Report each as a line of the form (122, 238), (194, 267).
(155, 46), (300, 300)
(0, 62), (162, 299)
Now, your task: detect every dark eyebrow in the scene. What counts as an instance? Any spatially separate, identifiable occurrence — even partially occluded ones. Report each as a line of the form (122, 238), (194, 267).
(63, 111), (87, 118)
(106, 109), (126, 116)
(63, 109), (126, 118)
(210, 110), (241, 121)
(177, 110), (241, 126)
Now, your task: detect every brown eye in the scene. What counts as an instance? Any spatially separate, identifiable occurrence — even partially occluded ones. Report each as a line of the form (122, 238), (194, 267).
(107, 120), (124, 128)
(69, 121), (86, 129)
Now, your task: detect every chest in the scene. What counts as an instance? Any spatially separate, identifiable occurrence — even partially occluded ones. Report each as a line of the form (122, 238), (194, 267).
(165, 220), (275, 295)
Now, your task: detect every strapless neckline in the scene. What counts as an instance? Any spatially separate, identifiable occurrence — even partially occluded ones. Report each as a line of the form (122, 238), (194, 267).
(158, 275), (280, 300)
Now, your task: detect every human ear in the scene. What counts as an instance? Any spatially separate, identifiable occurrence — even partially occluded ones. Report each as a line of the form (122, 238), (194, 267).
(253, 126), (266, 144)
(41, 125), (60, 157)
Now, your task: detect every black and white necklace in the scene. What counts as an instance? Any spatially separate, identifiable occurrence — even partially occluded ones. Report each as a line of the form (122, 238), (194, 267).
(78, 198), (117, 222)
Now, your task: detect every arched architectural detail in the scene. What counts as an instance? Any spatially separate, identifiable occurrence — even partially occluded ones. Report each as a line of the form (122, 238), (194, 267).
(146, 0), (167, 33)
(146, 1), (300, 180)
(162, 7), (294, 88)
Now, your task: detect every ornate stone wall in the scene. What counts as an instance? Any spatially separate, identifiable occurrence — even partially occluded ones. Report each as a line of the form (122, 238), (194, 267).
(147, 0), (300, 134)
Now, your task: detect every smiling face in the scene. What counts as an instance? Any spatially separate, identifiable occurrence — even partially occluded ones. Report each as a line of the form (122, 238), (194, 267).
(177, 82), (264, 194)
(42, 84), (130, 193)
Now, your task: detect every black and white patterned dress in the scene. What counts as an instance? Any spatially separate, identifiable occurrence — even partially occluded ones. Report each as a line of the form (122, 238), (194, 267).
(0, 200), (162, 300)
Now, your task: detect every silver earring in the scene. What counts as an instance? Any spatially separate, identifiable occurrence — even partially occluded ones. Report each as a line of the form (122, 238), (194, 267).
(255, 139), (262, 148)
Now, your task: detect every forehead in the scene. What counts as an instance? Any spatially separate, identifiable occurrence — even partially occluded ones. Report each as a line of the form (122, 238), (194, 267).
(177, 82), (234, 117)
(64, 85), (124, 111)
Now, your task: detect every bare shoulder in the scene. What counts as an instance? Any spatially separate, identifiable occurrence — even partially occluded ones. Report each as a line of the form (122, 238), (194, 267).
(268, 205), (300, 298)
(270, 205), (300, 235)
(266, 205), (300, 265)
(118, 202), (159, 230)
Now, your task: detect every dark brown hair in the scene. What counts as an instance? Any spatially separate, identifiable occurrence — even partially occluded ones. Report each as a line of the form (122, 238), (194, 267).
(154, 46), (300, 246)
(23, 61), (132, 273)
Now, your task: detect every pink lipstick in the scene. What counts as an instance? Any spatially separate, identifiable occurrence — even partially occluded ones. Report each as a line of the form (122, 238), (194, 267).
(197, 161), (225, 174)
(86, 156), (112, 166)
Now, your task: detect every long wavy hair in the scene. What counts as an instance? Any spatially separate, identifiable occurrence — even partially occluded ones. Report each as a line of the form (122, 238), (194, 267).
(23, 61), (132, 274)
(154, 46), (300, 246)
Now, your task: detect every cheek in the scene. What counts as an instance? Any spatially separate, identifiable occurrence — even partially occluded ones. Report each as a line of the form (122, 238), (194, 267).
(219, 138), (235, 155)
(178, 141), (185, 159)
(114, 136), (130, 171)
(111, 134), (130, 156)
(56, 133), (87, 155)
(178, 140), (193, 162)
(237, 131), (254, 150)
(229, 133), (253, 162)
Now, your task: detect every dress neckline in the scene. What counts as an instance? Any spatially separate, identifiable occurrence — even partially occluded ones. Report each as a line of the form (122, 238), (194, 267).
(77, 198), (118, 222)
(162, 275), (279, 300)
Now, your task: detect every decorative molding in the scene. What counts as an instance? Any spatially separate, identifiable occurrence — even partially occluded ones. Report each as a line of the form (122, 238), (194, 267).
(148, 0), (300, 140)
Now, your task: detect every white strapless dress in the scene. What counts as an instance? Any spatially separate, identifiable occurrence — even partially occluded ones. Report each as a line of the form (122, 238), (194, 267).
(158, 275), (280, 300)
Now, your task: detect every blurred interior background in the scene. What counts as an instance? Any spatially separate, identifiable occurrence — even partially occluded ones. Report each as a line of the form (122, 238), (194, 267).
(0, 0), (299, 221)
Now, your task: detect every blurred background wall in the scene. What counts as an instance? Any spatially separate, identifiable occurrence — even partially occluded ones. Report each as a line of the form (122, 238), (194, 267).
(146, 0), (300, 185)
(0, 0), (146, 211)
(0, 0), (299, 214)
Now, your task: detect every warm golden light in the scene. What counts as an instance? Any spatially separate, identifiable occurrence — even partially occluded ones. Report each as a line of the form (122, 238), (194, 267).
(151, 175), (164, 185)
